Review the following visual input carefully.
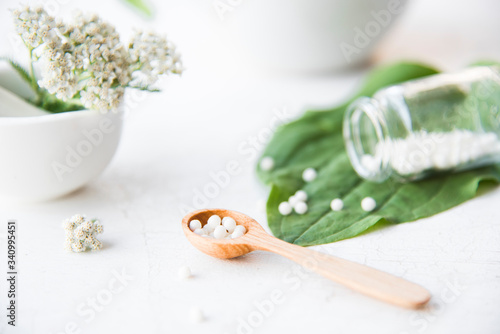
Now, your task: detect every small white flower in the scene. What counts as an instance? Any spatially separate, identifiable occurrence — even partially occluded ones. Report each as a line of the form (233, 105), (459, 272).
(93, 221), (104, 234)
(73, 226), (86, 240)
(62, 219), (75, 230)
(72, 241), (85, 253)
(70, 214), (85, 224)
(63, 214), (104, 252)
(127, 30), (183, 88)
(81, 220), (93, 232)
(12, 6), (56, 49)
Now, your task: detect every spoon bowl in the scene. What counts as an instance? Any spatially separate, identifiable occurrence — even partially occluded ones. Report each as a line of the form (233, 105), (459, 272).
(181, 209), (266, 259)
(183, 208), (431, 309)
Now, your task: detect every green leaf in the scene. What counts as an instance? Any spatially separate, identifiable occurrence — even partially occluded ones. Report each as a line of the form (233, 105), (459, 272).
(38, 93), (85, 113)
(0, 57), (33, 87)
(467, 60), (500, 68)
(1, 57), (88, 113)
(122, 0), (153, 18)
(258, 62), (500, 246)
(126, 83), (160, 92)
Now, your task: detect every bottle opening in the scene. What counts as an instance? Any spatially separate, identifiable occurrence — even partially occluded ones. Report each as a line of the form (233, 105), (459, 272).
(343, 97), (391, 182)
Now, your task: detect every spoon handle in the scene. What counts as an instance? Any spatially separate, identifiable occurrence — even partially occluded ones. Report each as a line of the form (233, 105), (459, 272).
(250, 233), (430, 309)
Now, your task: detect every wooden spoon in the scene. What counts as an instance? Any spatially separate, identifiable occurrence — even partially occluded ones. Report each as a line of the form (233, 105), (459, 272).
(182, 209), (431, 309)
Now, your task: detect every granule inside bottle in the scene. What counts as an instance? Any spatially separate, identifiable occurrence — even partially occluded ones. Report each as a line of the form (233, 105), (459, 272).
(366, 129), (500, 176)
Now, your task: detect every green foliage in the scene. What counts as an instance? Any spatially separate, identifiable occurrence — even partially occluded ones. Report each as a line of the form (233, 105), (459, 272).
(37, 92), (85, 113)
(0, 57), (32, 86)
(1, 57), (85, 113)
(257, 62), (500, 246)
(122, 0), (153, 18)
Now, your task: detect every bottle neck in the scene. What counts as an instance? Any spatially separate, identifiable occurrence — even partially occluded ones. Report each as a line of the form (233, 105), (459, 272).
(343, 96), (393, 182)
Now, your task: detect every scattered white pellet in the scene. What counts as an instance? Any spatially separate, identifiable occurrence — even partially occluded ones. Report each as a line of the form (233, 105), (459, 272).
(189, 306), (204, 323)
(278, 202), (292, 215)
(361, 197), (376, 212)
(302, 168), (317, 182)
(294, 201), (308, 215)
(207, 215), (221, 229)
(288, 195), (300, 207)
(222, 217), (237, 233)
(330, 198), (344, 211)
(279, 189), (311, 216)
(294, 190), (308, 201)
(260, 156), (275, 171)
(193, 228), (207, 236)
(213, 225), (228, 239)
(189, 219), (202, 231)
(178, 266), (192, 280)
(231, 225), (246, 239)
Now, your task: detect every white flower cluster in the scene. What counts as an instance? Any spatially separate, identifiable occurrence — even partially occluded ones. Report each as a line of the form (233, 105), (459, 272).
(67, 13), (131, 110)
(11, 6), (183, 112)
(128, 31), (183, 87)
(38, 36), (80, 102)
(63, 214), (104, 252)
(12, 6), (56, 49)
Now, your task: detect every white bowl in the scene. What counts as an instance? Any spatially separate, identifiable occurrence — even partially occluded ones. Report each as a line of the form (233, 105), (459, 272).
(0, 82), (123, 203)
(227, 0), (406, 73)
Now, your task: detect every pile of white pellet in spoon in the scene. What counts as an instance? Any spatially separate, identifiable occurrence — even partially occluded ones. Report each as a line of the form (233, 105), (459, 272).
(189, 215), (246, 239)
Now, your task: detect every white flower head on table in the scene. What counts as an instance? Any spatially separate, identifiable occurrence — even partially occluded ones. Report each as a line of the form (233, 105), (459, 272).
(63, 214), (104, 252)
(5, 5), (183, 113)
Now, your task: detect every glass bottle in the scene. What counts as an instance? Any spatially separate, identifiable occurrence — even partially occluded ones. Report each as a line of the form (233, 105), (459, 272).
(343, 66), (500, 182)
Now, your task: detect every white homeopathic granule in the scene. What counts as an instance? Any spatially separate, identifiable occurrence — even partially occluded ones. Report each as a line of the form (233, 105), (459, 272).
(189, 306), (204, 323)
(361, 197), (376, 212)
(366, 130), (500, 176)
(295, 190), (308, 201)
(293, 201), (308, 215)
(260, 157), (275, 171)
(278, 189), (309, 216)
(330, 198), (344, 211)
(278, 202), (292, 215)
(190, 215), (247, 239)
(178, 266), (192, 280)
(302, 168), (317, 182)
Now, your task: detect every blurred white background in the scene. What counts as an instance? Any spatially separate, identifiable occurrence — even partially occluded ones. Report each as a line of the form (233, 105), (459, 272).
(2, 0), (500, 76)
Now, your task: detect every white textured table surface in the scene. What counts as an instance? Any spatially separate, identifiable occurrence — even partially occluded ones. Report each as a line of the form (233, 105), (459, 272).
(0, 0), (499, 333)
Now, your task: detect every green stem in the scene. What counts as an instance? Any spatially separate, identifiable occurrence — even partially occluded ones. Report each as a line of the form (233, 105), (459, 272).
(28, 47), (42, 104)
(78, 75), (92, 83)
(125, 83), (160, 92)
